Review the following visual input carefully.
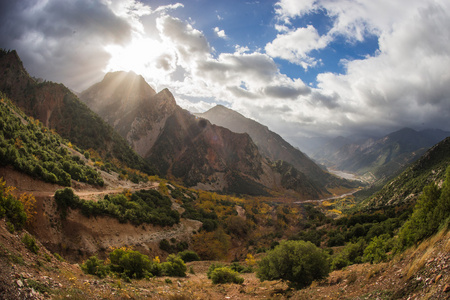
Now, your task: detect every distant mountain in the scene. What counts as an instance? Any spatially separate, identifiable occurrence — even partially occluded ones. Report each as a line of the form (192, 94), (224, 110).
(361, 136), (450, 210)
(80, 72), (336, 198)
(312, 127), (450, 181)
(196, 105), (349, 190)
(0, 49), (155, 175)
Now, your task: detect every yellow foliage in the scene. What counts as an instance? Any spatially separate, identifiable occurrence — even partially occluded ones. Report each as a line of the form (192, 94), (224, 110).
(153, 256), (160, 264)
(245, 253), (256, 266)
(67, 142), (73, 149)
(192, 228), (230, 260)
(159, 182), (169, 195)
(14, 137), (22, 149)
(18, 193), (37, 224)
(123, 189), (132, 200)
(0, 178), (15, 195)
(94, 161), (104, 167)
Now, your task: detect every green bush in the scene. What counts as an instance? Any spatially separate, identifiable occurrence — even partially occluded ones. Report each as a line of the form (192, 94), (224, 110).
(210, 267), (244, 284)
(257, 240), (330, 289)
(207, 263), (224, 279)
(109, 248), (159, 279)
(363, 234), (392, 263)
(330, 239), (366, 270)
(162, 254), (187, 277)
(177, 250), (200, 262)
(396, 167), (450, 250)
(54, 188), (180, 227)
(22, 233), (39, 254)
(81, 256), (108, 278)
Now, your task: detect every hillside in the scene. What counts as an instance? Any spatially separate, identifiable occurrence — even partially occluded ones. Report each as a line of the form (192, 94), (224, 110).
(80, 71), (337, 198)
(313, 127), (450, 182)
(196, 105), (350, 190)
(0, 96), (449, 298)
(0, 50), (156, 176)
(360, 136), (450, 210)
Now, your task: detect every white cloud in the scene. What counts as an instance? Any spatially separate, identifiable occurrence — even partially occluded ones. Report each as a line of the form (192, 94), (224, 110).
(265, 25), (329, 68)
(214, 27), (226, 38)
(2, 0), (450, 142)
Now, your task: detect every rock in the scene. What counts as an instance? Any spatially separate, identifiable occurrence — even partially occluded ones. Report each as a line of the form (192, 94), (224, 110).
(444, 284), (450, 293)
(435, 274), (442, 283)
(16, 279), (23, 287)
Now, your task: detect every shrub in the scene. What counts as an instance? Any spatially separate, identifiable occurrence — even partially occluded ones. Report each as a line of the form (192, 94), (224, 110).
(330, 238), (366, 270)
(22, 233), (39, 254)
(210, 267), (244, 284)
(0, 179), (27, 230)
(162, 254), (187, 277)
(363, 234), (392, 264)
(207, 263), (224, 279)
(396, 167), (450, 250)
(109, 248), (158, 279)
(177, 250), (200, 262)
(257, 240), (330, 289)
(81, 256), (108, 278)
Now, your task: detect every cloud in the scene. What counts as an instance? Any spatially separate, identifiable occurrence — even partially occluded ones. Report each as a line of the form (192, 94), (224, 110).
(312, 0), (450, 134)
(266, 25), (329, 68)
(214, 27), (227, 38)
(156, 15), (210, 67)
(264, 83), (311, 99)
(1, 0), (449, 143)
(0, 0), (136, 90)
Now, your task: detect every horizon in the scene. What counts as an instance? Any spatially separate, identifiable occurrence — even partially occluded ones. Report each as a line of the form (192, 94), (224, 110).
(1, 0), (449, 147)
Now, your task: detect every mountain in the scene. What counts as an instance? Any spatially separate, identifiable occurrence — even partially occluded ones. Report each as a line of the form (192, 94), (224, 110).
(361, 136), (450, 210)
(0, 50), (155, 175)
(196, 105), (349, 190)
(312, 127), (450, 181)
(80, 72), (335, 198)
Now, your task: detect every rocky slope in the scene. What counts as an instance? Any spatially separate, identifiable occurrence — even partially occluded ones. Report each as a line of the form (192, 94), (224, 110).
(361, 136), (450, 210)
(196, 105), (348, 190)
(80, 71), (333, 198)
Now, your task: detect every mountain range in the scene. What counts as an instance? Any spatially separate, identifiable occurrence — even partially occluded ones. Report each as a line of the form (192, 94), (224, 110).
(80, 71), (350, 197)
(311, 127), (450, 182)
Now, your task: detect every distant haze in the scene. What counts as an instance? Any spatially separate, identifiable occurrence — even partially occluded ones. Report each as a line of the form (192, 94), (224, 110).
(1, 0), (449, 145)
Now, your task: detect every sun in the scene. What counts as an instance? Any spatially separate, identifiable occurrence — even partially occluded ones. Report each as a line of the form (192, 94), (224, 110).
(104, 37), (167, 77)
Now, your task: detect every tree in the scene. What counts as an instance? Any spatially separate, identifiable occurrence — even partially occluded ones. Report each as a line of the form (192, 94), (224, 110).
(257, 240), (330, 289)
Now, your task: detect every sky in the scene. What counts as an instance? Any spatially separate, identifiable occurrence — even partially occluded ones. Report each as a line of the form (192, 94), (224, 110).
(1, 0), (450, 148)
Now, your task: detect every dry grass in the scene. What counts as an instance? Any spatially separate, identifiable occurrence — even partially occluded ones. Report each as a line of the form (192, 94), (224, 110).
(405, 228), (448, 280)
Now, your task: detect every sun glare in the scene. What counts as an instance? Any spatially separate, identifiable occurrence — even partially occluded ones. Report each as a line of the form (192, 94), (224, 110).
(105, 37), (166, 77)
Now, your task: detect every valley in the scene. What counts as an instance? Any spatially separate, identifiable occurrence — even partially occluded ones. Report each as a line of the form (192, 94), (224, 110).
(0, 48), (449, 299)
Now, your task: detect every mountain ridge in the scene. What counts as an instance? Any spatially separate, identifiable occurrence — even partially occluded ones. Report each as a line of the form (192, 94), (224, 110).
(0, 49), (156, 175)
(80, 72), (340, 198)
(196, 104), (350, 190)
(312, 127), (450, 182)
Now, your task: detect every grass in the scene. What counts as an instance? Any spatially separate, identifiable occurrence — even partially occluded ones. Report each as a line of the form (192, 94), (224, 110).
(405, 227), (448, 280)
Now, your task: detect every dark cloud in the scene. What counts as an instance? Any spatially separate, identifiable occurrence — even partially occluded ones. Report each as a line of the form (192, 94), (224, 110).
(227, 86), (259, 99)
(0, 0), (132, 91)
(264, 84), (311, 99)
(310, 91), (340, 109)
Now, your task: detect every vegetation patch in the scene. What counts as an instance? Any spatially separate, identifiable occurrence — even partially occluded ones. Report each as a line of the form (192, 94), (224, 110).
(54, 187), (180, 226)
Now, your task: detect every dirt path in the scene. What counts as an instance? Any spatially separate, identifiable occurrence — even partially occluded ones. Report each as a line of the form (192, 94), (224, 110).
(295, 188), (360, 204)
